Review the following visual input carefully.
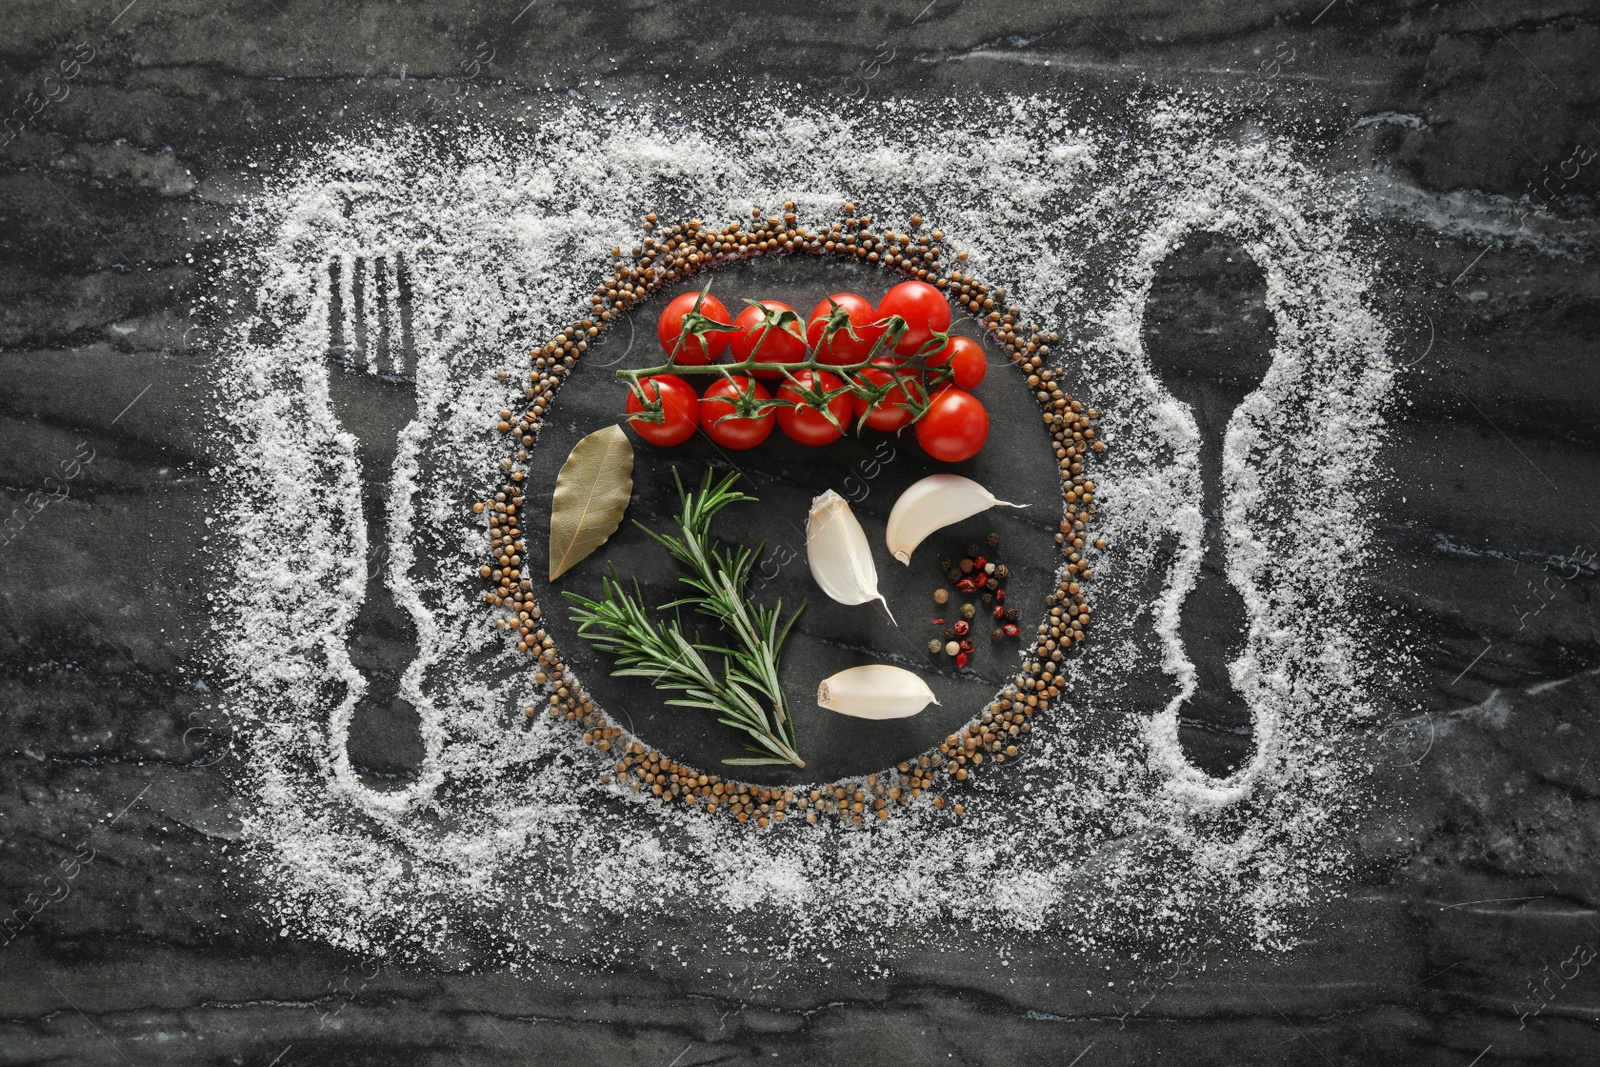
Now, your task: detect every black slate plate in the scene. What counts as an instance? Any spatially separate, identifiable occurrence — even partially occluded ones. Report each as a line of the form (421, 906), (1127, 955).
(525, 253), (1067, 786)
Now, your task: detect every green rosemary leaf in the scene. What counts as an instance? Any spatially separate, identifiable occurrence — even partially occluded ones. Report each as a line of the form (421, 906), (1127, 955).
(564, 472), (805, 769)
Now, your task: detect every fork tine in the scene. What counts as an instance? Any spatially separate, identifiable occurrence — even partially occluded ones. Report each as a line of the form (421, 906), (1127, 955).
(359, 256), (380, 375)
(341, 253), (360, 368)
(374, 254), (393, 374)
(326, 256), (345, 360)
(396, 250), (416, 380)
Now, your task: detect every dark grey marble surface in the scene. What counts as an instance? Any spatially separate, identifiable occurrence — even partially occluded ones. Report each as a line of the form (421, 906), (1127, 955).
(2, 1), (1598, 1063)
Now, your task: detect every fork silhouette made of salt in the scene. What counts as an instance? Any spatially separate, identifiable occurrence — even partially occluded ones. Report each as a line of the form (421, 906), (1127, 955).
(323, 251), (426, 786)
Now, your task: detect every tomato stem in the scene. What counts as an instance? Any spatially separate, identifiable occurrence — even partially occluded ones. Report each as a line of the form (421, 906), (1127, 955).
(620, 333), (959, 427)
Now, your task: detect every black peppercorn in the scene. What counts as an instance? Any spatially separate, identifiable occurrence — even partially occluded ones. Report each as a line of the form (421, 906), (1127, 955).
(966, 544), (981, 558)
(1004, 607), (1019, 621)
(991, 628), (1004, 641)
(986, 532), (1000, 549)
(946, 568), (962, 583)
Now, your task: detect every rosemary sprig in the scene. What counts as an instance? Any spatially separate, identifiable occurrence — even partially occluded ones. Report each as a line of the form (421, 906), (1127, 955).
(563, 470), (806, 768)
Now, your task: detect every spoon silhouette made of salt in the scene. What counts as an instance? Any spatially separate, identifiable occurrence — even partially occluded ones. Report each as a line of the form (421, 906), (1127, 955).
(1142, 234), (1275, 779)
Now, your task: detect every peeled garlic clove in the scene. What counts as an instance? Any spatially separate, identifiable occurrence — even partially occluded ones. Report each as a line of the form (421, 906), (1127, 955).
(817, 664), (939, 720)
(807, 489), (894, 623)
(885, 474), (1027, 565)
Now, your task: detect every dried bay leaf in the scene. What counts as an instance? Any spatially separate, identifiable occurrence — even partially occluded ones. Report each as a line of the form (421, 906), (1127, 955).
(548, 424), (635, 582)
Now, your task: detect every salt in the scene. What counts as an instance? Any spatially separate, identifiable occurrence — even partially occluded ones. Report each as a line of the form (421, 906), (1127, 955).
(206, 94), (1399, 969)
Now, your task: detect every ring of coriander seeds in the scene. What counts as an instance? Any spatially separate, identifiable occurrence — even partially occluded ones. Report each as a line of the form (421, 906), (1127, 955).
(475, 202), (1102, 827)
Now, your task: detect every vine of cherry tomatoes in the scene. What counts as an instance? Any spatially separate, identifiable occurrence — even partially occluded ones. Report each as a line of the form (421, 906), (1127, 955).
(627, 280), (992, 462)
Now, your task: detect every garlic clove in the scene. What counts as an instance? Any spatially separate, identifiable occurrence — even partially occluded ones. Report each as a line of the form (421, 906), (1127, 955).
(807, 489), (894, 623)
(816, 664), (939, 720)
(885, 474), (1027, 565)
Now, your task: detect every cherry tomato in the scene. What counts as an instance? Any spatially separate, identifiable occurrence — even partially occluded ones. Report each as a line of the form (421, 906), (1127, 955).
(657, 291), (733, 365)
(699, 376), (775, 450)
(927, 335), (987, 390)
(624, 374), (700, 447)
(915, 386), (988, 462)
(851, 358), (922, 433)
(730, 300), (807, 379)
(877, 280), (951, 357)
(776, 369), (853, 446)
(806, 292), (885, 366)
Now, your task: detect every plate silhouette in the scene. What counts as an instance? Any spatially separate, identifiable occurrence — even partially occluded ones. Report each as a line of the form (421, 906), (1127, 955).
(528, 254), (1069, 786)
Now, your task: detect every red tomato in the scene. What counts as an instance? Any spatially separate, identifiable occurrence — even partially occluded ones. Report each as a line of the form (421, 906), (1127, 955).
(657, 291), (732, 365)
(624, 374), (700, 447)
(927, 335), (987, 390)
(730, 300), (807, 379)
(776, 369), (853, 446)
(699, 376), (775, 450)
(877, 280), (951, 357)
(915, 386), (988, 462)
(806, 292), (885, 366)
(851, 359), (922, 433)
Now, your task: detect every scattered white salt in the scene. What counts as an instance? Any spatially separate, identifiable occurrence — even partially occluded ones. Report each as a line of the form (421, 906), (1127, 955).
(204, 92), (1400, 971)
